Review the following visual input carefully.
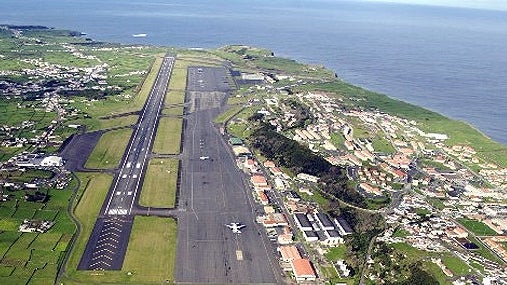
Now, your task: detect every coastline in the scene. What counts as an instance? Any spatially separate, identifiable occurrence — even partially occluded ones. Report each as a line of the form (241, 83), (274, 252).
(2, 24), (507, 285)
(4, 23), (505, 163)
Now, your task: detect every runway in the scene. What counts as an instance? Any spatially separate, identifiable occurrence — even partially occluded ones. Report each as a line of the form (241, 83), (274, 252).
(77, 55), (174, 270)
(174, 67), (277, 284)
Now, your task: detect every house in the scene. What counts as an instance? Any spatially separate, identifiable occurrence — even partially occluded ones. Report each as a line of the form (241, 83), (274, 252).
(294, 213), (313, 231)
(315, 212), (336, 231)
(264, 160), (276, 168)
(303, 230), (319, 242)
(244, 159), (257, 172)
(19, 220), (55, 233)
(232, 146), (251, 156)
(278, 245), (301, 262)
(256, 190), (270, 205)
(296, 173), (319, 183)
(287, 191), (301, 202)
(335, 217), (353, 236)
(278, 226), (294, 245)
(320, 230), (343, 246)
(260, 213), (288, 228)
(40, 155), (64, 167)
(229, 137), (243, 146)
(270, 167), (283, 176)
(291, 259), (317, 282)
(251, 174), (268, 187)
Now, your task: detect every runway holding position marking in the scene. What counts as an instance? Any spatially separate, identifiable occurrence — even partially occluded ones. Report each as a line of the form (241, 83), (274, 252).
(174, 67), (277, 284)
(78, 56), (174, 270)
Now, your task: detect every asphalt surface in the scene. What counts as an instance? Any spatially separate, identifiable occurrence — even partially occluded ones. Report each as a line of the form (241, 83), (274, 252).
(78, 55), (174, 270)
(59, 131), (103, 172)
(174, 67), (277, 284)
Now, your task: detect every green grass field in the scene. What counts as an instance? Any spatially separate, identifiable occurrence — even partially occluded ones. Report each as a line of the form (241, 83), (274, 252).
(152, 117), (182, 154)
(139, 159), (179, 208)
(165, 90), (186, 105)
(225, 106), (262, 139)
(85, 128), (132, 169)
(458, 218), (498, 236)
(442, 255), (471, 276)
(392, 228), (410, 238)
(168, 70), (187, 91)
(61, 172), (113, 284)
(96, 115), (139, 130)
(162, 106), (184, 116)
(69, 53), (164, 118)
(214, 105), (243, 124)
(168, 65), (187, 91)
(297, 80), (507, 167)
(62, 215), (177, 285)
(371, 136), (396, 154)
(122, 216), (177, 283)
(0, 181), (77, 285)
(324, 245), (348, 261)
(135, 57), (164, 108)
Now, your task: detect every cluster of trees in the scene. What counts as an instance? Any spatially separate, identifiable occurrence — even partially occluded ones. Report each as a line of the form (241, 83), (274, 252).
(249, 124), (331, 176)
(282, 99), (313, 129)
(249, 124), (368, 208)
(246, 120), (441, 284)
(358, 241), (439, 285)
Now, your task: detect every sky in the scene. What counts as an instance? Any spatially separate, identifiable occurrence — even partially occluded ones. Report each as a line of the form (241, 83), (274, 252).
(362, 0), (507, 11)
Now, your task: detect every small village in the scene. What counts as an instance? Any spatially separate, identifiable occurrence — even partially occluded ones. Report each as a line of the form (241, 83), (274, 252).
(223, 71), (507, 283)
(1, 25), (506, 284)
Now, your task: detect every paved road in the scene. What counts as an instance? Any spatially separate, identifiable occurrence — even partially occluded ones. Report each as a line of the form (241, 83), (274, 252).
(78, 55), (174, 270)
(174, 67), (278, 284)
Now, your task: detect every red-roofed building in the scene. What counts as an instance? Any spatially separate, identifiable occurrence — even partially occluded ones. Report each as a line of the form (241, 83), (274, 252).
(256, 190), (269, 205)
(244, 158), (257, 172)
(278, 226), (294, 245)
(291, 259), (317, 282)
(264, 160), (276, 168)
(392, 169), (407, 181)
(270, 167), (283, 176)
(260, 213), (288, 228)
(251, 174), (268, 187)
(278, 245), (301, 262)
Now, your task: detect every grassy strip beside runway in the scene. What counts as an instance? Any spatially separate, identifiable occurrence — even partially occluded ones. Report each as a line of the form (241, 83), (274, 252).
(85, 128), (132, 169)
(168, 64), (187, 91)
(135, 57), (164, 109)
(162, 106), (184, 116)
(63, 173), (113, 282)
(139, 158), (179, 208)
(152, 117), (182, 155)
(122, 216), (177, 283)
(164, 90), (185, 105)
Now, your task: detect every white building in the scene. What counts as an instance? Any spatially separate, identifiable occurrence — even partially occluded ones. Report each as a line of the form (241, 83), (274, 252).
(40, 156), (63, 167)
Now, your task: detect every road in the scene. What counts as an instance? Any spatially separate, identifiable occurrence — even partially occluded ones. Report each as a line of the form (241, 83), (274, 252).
(174, 67), (278, 284)
(77, 55), (174, 270)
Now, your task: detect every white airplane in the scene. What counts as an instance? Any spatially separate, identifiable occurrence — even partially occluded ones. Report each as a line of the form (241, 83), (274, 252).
(199, 156), (209, 160)
(225, 223), (245, 234)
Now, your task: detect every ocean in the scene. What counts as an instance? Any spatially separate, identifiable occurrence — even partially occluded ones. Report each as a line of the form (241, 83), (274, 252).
(2, 0), (507, 145)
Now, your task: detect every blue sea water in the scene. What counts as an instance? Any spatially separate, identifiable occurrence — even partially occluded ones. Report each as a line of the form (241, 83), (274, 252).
(2, 0), (507, 145)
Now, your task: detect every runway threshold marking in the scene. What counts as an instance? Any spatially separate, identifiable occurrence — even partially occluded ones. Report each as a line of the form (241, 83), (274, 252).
(236, 250), (243, 261)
